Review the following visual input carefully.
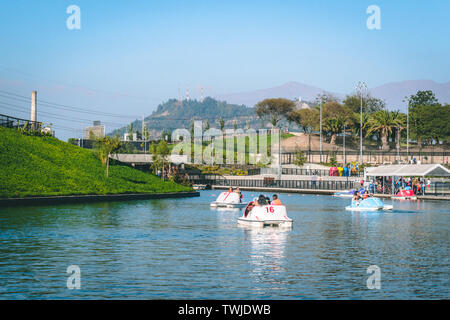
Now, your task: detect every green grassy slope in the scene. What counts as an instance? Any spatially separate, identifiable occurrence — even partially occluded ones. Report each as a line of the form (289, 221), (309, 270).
(0, 128), (192, 198)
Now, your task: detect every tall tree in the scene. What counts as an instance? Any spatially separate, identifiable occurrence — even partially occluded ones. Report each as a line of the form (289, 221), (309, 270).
(367, 110), (404, 150)
(314, 93), (339, 106)
(190, 119), (195, 142)
(96, 136), (121, 177)
(127, 123), (134, 140)
(408, 90), (438, 109)
(156, 140), (170, 180)
(324, 118), (344, 145)
(393, 112), (407, 151)
(343, 94), (385, 113)
(218, 118), (225, 132)
(288, 108), (319, 150)
(352, 112), (370, 138)
(408, 90), (440, 146)
(255, 98), (296, 128)
(321, 101), (353, 145)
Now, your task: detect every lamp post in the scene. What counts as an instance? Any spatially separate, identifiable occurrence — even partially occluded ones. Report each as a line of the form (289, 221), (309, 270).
(343, 123), (346, 165)
(355, 81), (367, 165)
(402, 97), (409, 162)
(320, 101), (323, 163)
(276, 126), (282, 181)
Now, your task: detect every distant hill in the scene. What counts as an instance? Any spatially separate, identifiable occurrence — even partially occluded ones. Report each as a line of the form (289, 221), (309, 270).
(110, 97), (258, 138)
(369, 80), (450, 111)
(214, 80), (450, 110)
(215, 81), (332, 107)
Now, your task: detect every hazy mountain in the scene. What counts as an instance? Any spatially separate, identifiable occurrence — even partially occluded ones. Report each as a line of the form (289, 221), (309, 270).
(369, 80), (450, 111)
(215, 80), (450, 110)
(215, 81), (337, 107)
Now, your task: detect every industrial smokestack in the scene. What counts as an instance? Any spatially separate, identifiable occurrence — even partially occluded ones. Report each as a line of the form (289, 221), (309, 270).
(31, 91), (37, 130)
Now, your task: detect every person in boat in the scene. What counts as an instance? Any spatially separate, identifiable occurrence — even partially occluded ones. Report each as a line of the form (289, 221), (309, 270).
(228, 187), (233, 193)
(352, 191), (361, 205)
(235, 187), (243, 203)
(255, 194), (268, 206)
(271, 194), (282, 205)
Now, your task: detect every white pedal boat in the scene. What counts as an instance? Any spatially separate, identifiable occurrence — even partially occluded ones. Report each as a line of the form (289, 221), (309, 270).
(333, 188), (366, 198)
(345, 197), (393, 211)
(238, 201), (293, 228)
(210, 191), (247, 208)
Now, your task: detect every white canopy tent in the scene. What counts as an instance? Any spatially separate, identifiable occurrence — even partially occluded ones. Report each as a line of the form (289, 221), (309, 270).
(365, 164), (450, 178)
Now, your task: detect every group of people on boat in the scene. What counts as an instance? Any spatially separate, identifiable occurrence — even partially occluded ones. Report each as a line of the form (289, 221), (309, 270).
(244, 194), (283, 216)
(226, 186), (283, 206)
(352, 190), (372, 205)
(254, 194), (282, 206)
(227, 187), (243, 203)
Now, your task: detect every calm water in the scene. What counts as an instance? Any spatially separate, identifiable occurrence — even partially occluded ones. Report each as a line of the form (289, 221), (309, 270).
(0, 191), (448, 299)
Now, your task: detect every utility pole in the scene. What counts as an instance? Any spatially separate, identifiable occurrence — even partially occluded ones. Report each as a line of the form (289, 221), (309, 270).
(320, 101), (323, 163)
(343, 124), (346, 165)
(402, 96), (409, 163)
(355, 81), (367, 165)
(407, 99), (409, 162)
(277, 126), (282, 181)
(142, 114), (146, 154)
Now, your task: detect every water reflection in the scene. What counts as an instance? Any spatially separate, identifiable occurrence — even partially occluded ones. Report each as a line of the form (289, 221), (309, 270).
(241, 227), (290, 293)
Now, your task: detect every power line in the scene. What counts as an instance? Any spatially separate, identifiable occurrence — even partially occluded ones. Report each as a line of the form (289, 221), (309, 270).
(0, 90), (140, 118)
(0, 89), (257, 122)
(0, 101), (127, 127)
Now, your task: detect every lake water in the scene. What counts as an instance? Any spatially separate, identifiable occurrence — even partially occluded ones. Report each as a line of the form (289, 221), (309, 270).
(0, 190), (448, 299)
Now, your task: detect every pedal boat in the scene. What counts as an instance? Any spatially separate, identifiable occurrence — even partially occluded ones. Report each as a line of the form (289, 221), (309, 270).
(333, 188), (365, 198)
(345, 197), (393, 211)
(391, 189), (417, 200)
(238, 201), (293, 228)
(210, 191), (247, 208)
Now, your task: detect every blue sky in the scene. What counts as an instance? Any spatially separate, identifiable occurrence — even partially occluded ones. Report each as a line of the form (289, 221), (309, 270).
(0, 0), (449, 139)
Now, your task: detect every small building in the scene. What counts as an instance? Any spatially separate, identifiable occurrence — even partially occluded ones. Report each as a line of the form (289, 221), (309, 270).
(123, 132), (138, 141)
(85, 121), (105, 139)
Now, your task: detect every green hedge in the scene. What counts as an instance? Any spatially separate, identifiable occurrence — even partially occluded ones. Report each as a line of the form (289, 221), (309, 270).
(0, 128), (192, 198)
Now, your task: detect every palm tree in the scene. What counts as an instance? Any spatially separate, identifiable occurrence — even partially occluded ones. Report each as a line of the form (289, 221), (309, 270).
(324, 118), (343, 145)
(393, 112), (407, 151)
(353, 112), (371, 138)
(367, 110), (403, 150)
(218, 118), (225, 132)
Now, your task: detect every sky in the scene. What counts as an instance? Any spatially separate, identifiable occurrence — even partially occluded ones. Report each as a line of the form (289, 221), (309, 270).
(0, 0), (449, 140)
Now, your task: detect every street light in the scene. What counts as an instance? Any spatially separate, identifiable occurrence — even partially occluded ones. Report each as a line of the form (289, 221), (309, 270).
(344, 125), (348, 187)
(320, 100), (323, 163)
(402, 96), (409, 162)
(355, 81), (367, 165)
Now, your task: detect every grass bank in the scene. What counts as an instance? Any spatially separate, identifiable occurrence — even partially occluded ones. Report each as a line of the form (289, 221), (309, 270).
(0, 127), (192, 198)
